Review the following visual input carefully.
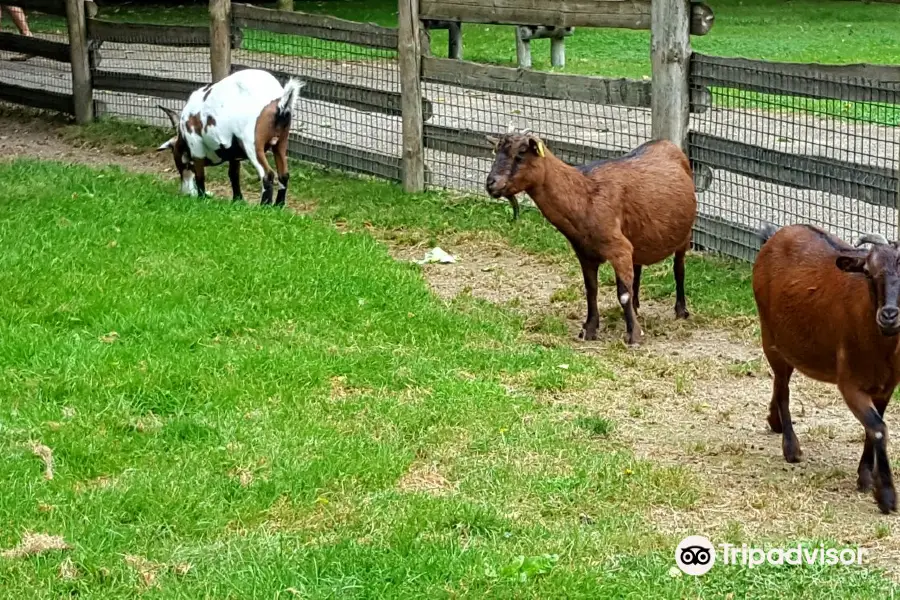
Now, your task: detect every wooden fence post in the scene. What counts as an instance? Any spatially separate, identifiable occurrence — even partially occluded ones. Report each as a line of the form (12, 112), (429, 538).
(398, 0), (425, 192)
(651, 0), (691, 149)
(209, 0), (232, 82)
(65, 0), (92, 123)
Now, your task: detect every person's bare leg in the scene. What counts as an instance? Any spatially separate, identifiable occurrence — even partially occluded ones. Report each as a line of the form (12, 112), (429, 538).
(3, 6), (34, 61)
(7, 6), (32, 35)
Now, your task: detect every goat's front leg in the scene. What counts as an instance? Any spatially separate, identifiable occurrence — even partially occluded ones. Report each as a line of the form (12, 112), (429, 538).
(228, 160), (243, 201)
(632, 264), (642, 315)
(842, 383), (897, 514)
(577, 256), (600, 341)
(194, 158), (207, 198)
(858, 395), (891, 493)
(608, 250), (641, 345)
(274, 135), (290, 207)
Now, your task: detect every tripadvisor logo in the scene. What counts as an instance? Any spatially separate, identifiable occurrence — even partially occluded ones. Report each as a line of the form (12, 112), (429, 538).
(675, 535), (716, 576)
(674, 536), (868, 576)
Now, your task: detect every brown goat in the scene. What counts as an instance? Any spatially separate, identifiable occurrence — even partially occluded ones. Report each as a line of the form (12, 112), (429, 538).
(753, 222), (900, 514)
(485, 132), (697, 345)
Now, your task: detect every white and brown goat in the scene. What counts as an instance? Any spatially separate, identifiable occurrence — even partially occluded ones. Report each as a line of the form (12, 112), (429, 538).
(157, 68), (305, 206)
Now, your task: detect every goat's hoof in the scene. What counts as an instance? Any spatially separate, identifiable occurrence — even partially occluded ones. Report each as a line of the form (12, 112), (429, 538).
(782, 439), (802, 463)
(857, 471), (874, 493)
(625, 333), (642, 347)
(675, 306), (690, 320)
(874, 485), (897, 514)
(578, 326), (598, 341)
(767, 413), (783, 433)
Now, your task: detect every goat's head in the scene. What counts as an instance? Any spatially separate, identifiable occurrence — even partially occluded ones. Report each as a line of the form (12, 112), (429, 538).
(156, 105), (198, 197)
(484, 130), (549, 198)
(837, 232), (900, 336)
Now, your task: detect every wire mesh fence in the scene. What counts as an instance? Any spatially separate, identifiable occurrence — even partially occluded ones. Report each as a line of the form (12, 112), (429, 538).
(232, 7), (402, 180)
(3, 5), (898, 267)
(89, 25), (211, 128)
(421, 80), (652, 196)
(0, 29), (73, 112)
(689, 53), (900, 261)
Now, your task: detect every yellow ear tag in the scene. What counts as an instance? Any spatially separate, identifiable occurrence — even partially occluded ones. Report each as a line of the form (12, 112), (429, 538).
(536, 141), (545, 158)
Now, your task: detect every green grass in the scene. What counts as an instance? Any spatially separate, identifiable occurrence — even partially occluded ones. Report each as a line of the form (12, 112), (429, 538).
(0, 156), (896, 598)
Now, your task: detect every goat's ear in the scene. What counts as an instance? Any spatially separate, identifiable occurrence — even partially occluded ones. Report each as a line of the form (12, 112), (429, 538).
(485, 135), (499, 148)
(528, 137), (545, 158)
(836, 254), (867, 273)
(157, 137), (176, 152)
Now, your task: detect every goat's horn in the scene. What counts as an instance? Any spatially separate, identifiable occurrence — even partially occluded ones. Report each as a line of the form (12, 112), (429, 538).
(856, 233), (890, 246)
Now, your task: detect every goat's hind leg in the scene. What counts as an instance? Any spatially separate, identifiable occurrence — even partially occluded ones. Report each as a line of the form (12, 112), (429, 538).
(608, 251), (641, 346)
(674, 245), (689, 319)
(842, 384), (897, 513)
(247, 144), (275, 205)
(632, 264), (642, 315)
(764, 346), (800, 462)
(274, 134), (290, 207)
(857, 394), (890, 494)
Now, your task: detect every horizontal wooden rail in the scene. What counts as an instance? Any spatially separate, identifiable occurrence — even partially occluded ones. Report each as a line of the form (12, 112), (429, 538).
(419, 0), (714, 35)
(424, 124), (625, 163)
(690, 132), (899, 207)
(0, 82), (74, 114)
(423, 56), (651, 107)
(92, 71), (202, 100)
(231, 64), (431, 120)
(233, 3), (398, 50)
(425, 124), (714, 191)
(13, 0), (66, 16)
(87, 19), (221, 47)
(287, 134), (404, 181)
(692, 54), (900, 105)
(692, 214), (762, 260)
(0, 33), (69, 62)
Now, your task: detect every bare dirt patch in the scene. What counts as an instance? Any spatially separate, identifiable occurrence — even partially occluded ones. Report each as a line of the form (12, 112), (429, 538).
(2, 532), (70, 559)
(397, 461), (457, 496)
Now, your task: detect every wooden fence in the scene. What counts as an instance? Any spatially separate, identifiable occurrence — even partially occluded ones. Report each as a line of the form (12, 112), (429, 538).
(0, 0), (897, 262)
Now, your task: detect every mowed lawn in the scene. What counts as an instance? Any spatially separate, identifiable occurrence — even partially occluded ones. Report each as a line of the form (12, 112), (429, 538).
(0, 157), (896, 597)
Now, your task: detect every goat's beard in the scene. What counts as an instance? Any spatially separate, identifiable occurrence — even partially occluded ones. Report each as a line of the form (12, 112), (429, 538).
(180, 170), (198, 196)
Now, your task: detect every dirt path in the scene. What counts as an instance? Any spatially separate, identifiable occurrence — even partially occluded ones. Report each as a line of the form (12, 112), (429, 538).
(3, 111), (899, 579)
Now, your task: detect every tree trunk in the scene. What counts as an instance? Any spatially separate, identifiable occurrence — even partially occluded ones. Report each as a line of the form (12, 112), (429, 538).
(276, 0), (294, 10)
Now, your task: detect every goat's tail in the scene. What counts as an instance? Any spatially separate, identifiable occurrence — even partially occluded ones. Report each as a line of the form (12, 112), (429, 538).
(757, 220), (780, 244)
(276, 78), (306, 121)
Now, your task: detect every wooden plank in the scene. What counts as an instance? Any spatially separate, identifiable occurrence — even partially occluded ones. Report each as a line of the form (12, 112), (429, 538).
(231, 63), (432, 120)
(210, 0), (232, 82)
(233, 3), (398, 50)
(87, 19), (211, 47)
(287, 134), (403, 181)
(651, 0), (690, 149)
(423, 124), (625, 164)
(0, 82), (74, 114)
(692, 214), (761, 262)
(92, 71), (202, 100)
(398, 0), (425, 192)
(425, 124), (714, 192)
(692, 54), (900, 105)
(420, 0), (714, 35)
(423, 56), (651, 107)
(13, 0), (66, 16)
(689, 132), (899, 207)
(0, 32), (69, 62)
(66, 0), (92, 124)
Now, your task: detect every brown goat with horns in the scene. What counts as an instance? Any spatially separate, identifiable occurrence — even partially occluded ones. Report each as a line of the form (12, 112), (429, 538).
(753, 222), (900, 514)
(485, 131), (697, 345)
